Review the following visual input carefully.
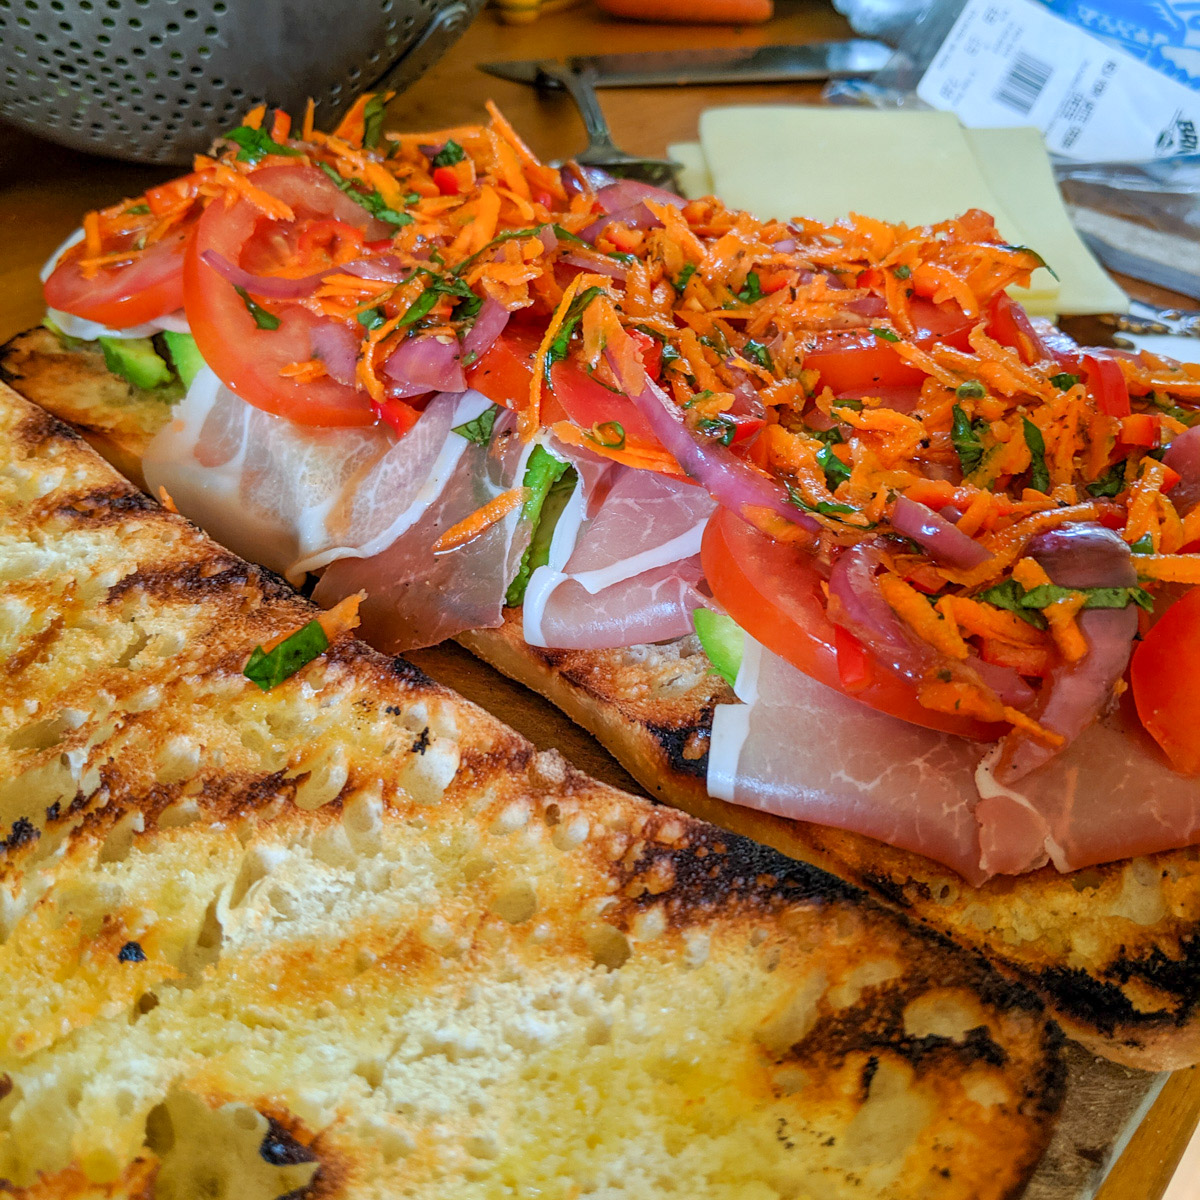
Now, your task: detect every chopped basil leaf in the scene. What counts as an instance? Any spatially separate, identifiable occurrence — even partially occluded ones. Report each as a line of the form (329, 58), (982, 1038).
(588, 420), (626, 449)
(736, 272), (764, 303)
(892, 264), (911, 280)
(317, 162), (412, 226)
(980, 576), (1152, 623)
(431, 139), (466, 169)
(871, 326), (900, 343)
(223, 124), (302, 166)
(809, 426), (845, 446)
(697, 415), (736, 446)
(125, 202), (150, 215)
(833, 397), (863, 412)
(742, 339), (773, 371)
(1086, 459), (1127, 497)
(233, 285), (281, 331)
(398, 273), (481, 328)
(452, 404), (499, 445)
(951, 404), (985, 476)
(244, 620), (329, 691)
(674, 262), (697, 292)
(452, 223), (581, 277)
(787, 485), (858, 518)
(998, 243), (1060, 281)
(544, 285), (605, 381)
(817, 442), (851, 488)
(399, 289), (439, 327)
(1022, 417), (1050, 493)
(693, 608), (744, 687)
(1050, 372), (1080, 391)
(977, 579), (1047, 628)
(461, 349), (478, 366)
(955, 380), (985, 399)
(404, 191), (421, 204)
(357, 306), (386, 330)
(1130, 533), (1154, 555)
(362, 94), (388, 150)
(608, 251), (636, 265)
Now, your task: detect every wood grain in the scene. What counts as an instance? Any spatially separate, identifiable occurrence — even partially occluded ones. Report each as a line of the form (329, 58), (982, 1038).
(1, 3), (1197, 1194)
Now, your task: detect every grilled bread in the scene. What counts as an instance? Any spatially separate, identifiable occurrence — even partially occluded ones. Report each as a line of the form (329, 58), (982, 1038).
(0, 380), (1071, 1196)
(7, 325), (1199, 1073)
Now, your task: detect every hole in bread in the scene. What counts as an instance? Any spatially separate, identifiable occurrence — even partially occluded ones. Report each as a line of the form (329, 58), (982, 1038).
(98, 810), (145, 865)
(491, 880), (537, 925)
(585, 924), (631, 970)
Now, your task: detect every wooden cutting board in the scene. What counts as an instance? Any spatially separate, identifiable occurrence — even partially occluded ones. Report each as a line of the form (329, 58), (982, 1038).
(1, 4), (1196, 1194)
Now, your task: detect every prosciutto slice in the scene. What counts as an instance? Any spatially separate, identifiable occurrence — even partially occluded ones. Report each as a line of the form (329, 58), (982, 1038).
(709, 640), (1200, 884)
(522, 465), (714, 650)
(143, 366), (393, 580)
(313, 408), (537, 652)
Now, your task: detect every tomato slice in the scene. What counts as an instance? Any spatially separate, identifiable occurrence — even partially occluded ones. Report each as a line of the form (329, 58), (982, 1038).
(183, 164), (383, 427)
(804, 299), (972, 396)
(44, 223), (192, 329)
(467, 325), (667, 446)
(985, 293), (1047, 365)
(1131, 587), (1200, 774)
(701, 506), (1001, 738)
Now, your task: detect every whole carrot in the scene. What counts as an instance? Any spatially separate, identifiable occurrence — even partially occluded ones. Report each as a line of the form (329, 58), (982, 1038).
(595, 0), (772, 22)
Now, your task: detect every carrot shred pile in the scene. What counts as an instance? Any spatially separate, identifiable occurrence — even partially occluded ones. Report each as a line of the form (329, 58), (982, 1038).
(60, 95), (1200, 740)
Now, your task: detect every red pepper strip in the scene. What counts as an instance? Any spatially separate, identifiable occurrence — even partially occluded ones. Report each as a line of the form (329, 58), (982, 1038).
(433, 166), (461, 195)
(835, 625), (873, 693)
(1085, 354), (1131, 417)
(371, 396), (422, 438)
(985, 292), (1046, 366)
(1118, 412), (1158, 447)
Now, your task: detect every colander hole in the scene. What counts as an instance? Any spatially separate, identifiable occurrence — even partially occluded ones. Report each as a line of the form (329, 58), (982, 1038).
(197, 45), (211, 58)
(166, 67), (179, 78)
(169, 49), (182, 60)
(184, 8), (198, 18)
(165, 21), (179, 33)
(128, 15), (141, 27)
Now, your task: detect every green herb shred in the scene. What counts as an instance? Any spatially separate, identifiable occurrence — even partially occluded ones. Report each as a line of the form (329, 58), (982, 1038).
(223, 124), (302, 166)
(362, 94), (389, 150)
(451, 404), (500, 446)
(233, 285), (281, 331)
(431, 140), (466, 169)
(951, 404), (985, 475)
(317, 161), (412, 226)
(1022, 417), (1050, 493)
(870, 326), (900, 343)
(244, 620), (329, 691)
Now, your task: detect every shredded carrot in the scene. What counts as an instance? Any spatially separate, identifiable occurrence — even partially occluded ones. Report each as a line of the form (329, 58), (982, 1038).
(918, 679), (1063, 746)
(1134, 554), (1200, 583)
(879, 573), (968, 660)
(156, 486), (179, 514)
(1044, 592), (1088, 663)
(261, 593), (363, 655)
(432, 488), (529, 553)
(528, 274), (586, 442)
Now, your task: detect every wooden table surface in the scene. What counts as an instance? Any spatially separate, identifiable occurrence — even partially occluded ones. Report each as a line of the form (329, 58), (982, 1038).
(0, 3), (1196, 1196)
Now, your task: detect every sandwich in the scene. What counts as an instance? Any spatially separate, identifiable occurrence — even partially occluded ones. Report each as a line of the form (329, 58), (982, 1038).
(7, 96), (1200, 1070)
(0, 379), (1066, 1197)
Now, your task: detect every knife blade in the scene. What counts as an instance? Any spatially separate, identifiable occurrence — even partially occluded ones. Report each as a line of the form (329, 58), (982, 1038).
(479, 40), (892, 89)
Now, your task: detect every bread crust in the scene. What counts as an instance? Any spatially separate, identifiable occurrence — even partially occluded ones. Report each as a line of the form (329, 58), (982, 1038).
(461, 615), (1200, 1070)
(0, 380), (1066, 1199)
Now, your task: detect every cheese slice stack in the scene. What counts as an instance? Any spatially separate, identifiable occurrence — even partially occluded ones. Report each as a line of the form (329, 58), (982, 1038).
(670, 107), (1128, 317)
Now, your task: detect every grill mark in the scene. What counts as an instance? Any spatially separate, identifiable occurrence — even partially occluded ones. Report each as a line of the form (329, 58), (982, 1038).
(2, 614), (63, 676)
(104, 559), (255, 604)
(52, 485), (157, 524)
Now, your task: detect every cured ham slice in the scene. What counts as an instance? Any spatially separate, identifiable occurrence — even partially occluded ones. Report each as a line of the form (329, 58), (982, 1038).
(529, 558), (707, 650)
(313, 407), (537, 652)
(709, 640), (1200, 883)
(522, 465), (714, 650)
(143, 366), (393, 580)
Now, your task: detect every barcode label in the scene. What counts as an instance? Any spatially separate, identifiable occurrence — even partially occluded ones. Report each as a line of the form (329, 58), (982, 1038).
(993, 50), (1053, 116)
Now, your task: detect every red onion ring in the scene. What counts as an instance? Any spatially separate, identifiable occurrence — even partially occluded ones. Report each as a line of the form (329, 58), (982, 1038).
(461, 297), (510, 364)
(1163, 424), (1200, 517)
(560, 249), (628, 280)
(994, 523), (1138, 784)
(309, 319), (359, 387)
(614, 357), (818, 533)
(201, 248), (413, 297)
(891, 495), (994, 570)
(384, 332), (466, 396)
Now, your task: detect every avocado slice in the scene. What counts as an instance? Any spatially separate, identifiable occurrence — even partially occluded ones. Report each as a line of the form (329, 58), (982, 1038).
(505, 445), (574, 607)
(161, 331), (205, 389)
(98, 336), (173, 391)
(693, 609), (744, 687)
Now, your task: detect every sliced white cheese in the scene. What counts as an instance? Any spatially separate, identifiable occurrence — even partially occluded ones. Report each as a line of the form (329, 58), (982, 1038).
(695, 106), (1128, 316)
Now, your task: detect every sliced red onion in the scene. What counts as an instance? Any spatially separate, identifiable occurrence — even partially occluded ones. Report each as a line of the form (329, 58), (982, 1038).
(461, 297), (509, 364)
(614, 357), (818, 533)
(561, 249), (628, 280)
(309, 319), (359, 386)
(827, 541), (931, 684)
(342, 254), (409, 282)
(1163, 424), (1200, 517)
(594, 179), (685, 215)
(581, 202), (660, 244)
(537, 225), (558, 255)
(772, 238), (797, 253)
(384, 332), (466, 396)
(200, 249), (335, 299)
(560, 162), (616, 196)
(892, 495), (993, 570)
(995, 523), (1138, 784)
(722, 361), (766, 422)
(971, 655), (1036, 708)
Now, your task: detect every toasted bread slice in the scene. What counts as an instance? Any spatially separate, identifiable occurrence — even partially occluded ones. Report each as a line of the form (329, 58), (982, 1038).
(6, 327), (1198, 1073)
(0, 382), (1071, 1196)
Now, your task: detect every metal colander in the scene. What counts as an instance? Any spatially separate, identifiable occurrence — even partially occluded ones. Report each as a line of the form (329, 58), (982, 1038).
(0, 0), (485, 165)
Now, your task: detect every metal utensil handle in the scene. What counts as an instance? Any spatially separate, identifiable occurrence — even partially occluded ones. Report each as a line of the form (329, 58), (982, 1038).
(536, 62), (619, 157)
